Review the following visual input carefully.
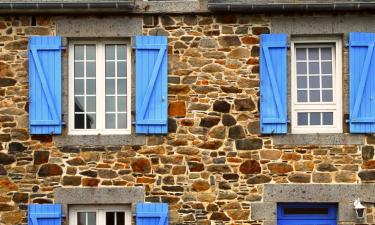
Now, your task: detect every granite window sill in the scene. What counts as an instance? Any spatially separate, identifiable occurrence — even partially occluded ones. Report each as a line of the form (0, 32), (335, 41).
(272, 133), (365, 145)
(54, 133), (146, 147)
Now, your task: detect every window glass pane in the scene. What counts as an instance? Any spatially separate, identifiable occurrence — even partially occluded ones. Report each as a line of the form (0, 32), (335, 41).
(86, 96), (96, 112)
(117, 62), (126, 77)
(106, 79), (115, 95)
(117, 212), (125, 225)
(284, 208), (329, 215)
(86, 62), (96, 77)
(75, 97), (85, 113)
(106, 62), (116, 77)
(86, 79), (96, 95)
(309, 62), (319, 74)
(321, 47), (332, 60)
(74, 62), (84, 78)
(297, 76), (307, 89)
(297, 112), (308, 125)
(106, 212), (115, 225)
(75, 45), (84, 60)
(117, 45), (127, 60)
(87, 212), (96, 225)
(106, 96), (116, 112)
(309, 76), (320, 89)
(309, 90), (320, 102)
(117, 97), (126, 112)
(297, 62), (307, 74)
(75, 79), (84, 95)
(86, 114), (96, 129)
(296, 48), (306, 60)
(77, 212), (86, 225)
(308, 48), (319, 60)
(75, 114), (84, 129)
(106, 114), (116, 129)
(106, 45), (116, 60)
(322, 90), (333, 102)
(322, 76), (332, 88)
(323, 112), (333, 125)
(310, 112), (321, 125)
(86, 45), (96, 60)
(297, 90), (307, 102)
(117, 79), (126, 94)
(321, 62), (332, 74)
(118, 114), (127, 129)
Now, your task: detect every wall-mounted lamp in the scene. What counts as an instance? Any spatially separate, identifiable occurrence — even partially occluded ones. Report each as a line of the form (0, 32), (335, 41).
(354, 198), (366, 220)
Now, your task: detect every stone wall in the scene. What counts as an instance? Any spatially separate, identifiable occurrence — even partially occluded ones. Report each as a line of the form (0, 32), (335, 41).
(0, 13), (375, 225)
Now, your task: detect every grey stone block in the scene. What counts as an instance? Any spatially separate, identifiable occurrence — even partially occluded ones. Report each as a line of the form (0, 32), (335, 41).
(272, 134), (365, 146)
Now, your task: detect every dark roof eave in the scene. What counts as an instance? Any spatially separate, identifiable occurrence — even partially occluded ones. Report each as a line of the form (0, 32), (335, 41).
(207, 2), (375, 13)
(0, 2), (134, 14)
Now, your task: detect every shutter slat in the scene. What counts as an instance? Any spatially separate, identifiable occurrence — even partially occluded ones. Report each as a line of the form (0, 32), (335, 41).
(136, 203), (168, 225)
(260, 34), (288, 134)
(29, 36), (62, 134)
(349, 32), (375, 133)
(135, 36), (168, 134)
(28, 204), (62, 225)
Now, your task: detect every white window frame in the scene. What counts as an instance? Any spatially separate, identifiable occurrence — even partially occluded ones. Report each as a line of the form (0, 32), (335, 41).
(69, 205), (131, 225)
(291, 39), (343, 134)
(68, 40), (132, 135)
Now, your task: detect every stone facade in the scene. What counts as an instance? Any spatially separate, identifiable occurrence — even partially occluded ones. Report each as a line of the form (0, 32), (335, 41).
(1, 12), (375, 225)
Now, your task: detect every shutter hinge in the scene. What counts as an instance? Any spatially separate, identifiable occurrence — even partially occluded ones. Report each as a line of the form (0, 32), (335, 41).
(345, 119), (350, 123)
(132, 121), (136, 125)
(286, 44), (291, 48)
(345, 43), (349, 48)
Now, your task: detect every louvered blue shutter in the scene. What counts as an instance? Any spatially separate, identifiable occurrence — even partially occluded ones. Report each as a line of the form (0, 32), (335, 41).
(349, 32), (375, 133)
(135, 36), (168, 134)
(29, 36), (62, 134)
(136, 203), (168, 225)
(28, 204), (62, 225)
(260, 34), (288, 134)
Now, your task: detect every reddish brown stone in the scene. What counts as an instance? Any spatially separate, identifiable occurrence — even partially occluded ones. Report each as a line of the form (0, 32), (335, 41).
(0, 178), (18, 192)
(192, 180), (210, 192)
(82, 178), (100, 186)
(66, 157), (86, 166)
(12, 192), (28, 203)
(172, 165), (186, 175)
(268, 163), (293, 174)
(62, 176), (81, 186)
(188, 161), (205, 172)
(362, 160), (375, 169)
(33, 151), (49, 165)
(168, 101), (186, 117)
(288, 173), (311, 183)
(169, 85), (190, 95)
(239, 160), (261, 174)
(241, 36), (259, 44)
(136, 177), (156, 184)
(227, 210), (250, 220)
(38, 164), (63, 177)
(198, 140), (223, 150)
(131, 158), (151, 173)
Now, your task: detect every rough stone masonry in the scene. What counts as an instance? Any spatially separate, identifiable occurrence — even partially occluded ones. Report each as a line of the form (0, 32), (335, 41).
(1, 12), (375, 225)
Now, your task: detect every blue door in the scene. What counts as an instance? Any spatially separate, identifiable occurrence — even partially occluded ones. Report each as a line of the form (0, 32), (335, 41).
(278, 203), (337, 225)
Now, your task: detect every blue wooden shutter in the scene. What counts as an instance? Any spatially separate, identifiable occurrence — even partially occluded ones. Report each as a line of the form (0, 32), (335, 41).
(28, 204), (62, 225)
(29, 36), (62, 134)
(349, 32), (375, 133)
(260, 34), (288, 134)
(135, 36), (168, 134)
(136, 203), (168, 225)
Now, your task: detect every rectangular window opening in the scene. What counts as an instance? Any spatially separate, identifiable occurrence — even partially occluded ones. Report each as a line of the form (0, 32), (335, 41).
(284, 207), (329, 215)
(69, 40), (131, 135)
(291, 40), (342, 134)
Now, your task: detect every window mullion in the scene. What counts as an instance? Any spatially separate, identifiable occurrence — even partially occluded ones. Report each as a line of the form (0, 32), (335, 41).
(97, 43), (105, 133)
